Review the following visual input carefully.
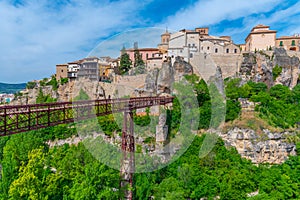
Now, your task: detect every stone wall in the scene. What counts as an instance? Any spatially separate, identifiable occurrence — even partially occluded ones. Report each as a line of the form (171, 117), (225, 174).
(210, 54), (243, 78)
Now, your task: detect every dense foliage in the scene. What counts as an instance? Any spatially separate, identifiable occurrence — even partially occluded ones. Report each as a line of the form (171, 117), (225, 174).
(0, 127), (299, 199)
(250, 83), (300, 128)
(36, 88), (57, 104)
(1, 76), (300, 199)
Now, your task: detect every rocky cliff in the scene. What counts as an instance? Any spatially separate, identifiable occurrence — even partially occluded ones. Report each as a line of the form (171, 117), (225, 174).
(239, 48), (300, 88)
(219, 127), (297, 164)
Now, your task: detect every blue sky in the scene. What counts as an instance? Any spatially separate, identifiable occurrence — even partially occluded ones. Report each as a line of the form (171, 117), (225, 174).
(1, 0), (300, 83)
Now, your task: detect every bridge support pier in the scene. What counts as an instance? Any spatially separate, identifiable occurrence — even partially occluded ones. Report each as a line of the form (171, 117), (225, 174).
(120, 109), (135, 200)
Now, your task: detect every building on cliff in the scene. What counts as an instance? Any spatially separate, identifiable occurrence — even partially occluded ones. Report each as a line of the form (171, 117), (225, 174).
(276, 34), (300, 51)
(167, 27), (241, 64)
(56, 57), (117, 82)
(245, 24), (277, 52)
(244, 24), (300, 52)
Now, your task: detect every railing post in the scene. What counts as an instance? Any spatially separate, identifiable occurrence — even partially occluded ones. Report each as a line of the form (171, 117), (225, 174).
(4, 107), (7, 135)
(48, 104), (50, 127)
(63, 103), (66, 123)
(28, 106), (31, 131)
(16, 108), (19, 130)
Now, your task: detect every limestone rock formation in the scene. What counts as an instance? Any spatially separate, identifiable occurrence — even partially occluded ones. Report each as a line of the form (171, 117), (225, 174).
(144, 68), (159, 94)
(12, 85), (58, 105)
(173, 56), (193, 75)
(219, 127), (297, 164)
(239, 48), (300, 88)
(273, 48), (300, 87)
(157, 60), (175, 94)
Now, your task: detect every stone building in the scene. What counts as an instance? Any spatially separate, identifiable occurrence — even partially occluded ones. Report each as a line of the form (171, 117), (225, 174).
(124, 47), (162, 63)
(167, 27), (240, 63)
(77, 57), (100, 81)
(276, 34), (300, 51)
(56, 64), (68, 81)
(245, 24), (277, 51)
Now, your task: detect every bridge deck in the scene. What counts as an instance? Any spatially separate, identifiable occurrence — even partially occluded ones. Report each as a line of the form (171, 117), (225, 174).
(0, 96), (173, 136)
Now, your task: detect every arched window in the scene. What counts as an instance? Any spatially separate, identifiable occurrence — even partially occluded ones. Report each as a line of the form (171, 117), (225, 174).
(234, 49), (237, 53)
(226, 48), (229, 53)
(215, 48), (218, 53)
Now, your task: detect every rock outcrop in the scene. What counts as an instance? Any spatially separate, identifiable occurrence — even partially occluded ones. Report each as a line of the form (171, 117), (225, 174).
(239, 48), (300, 88)
(173, 56), (193, 76)
(157, 61), (175, 94)
(219, 127), (297, 164)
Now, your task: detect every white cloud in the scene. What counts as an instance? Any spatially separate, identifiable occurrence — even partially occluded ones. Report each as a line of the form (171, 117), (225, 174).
(89, 27), (166, 58)
(215, 1), (300, 43)
(164, 0), (283, 30)
(0, 0), (152, 83)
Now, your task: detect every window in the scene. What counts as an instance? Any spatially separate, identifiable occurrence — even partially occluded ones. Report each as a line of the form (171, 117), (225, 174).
(215, 48), (218, 53)
(190, 53), (193, 58)
(188, 44), (191, 48)
(207, 46), (210, 50)
(61, 70), (64, 72)
(292, 40), (296, 46)
(226, 48), (229, 53)
(279, 41), (283, 46)
(234, 49), (237, 53)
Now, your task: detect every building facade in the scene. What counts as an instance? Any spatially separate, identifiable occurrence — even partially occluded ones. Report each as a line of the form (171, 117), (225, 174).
(276, 35), (300, 51)
(245, 25), (277, 51)
(77, 57), (100, 81)
(167, 27), (240, 63)
(124, 48), (162, 63)
(56, 64), (68, 81)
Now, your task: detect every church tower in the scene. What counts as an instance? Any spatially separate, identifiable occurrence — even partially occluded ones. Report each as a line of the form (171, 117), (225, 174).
(158, 29), (170, 53)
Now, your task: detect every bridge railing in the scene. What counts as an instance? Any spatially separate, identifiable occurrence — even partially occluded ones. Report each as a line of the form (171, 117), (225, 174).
(0, 96), (174, 136)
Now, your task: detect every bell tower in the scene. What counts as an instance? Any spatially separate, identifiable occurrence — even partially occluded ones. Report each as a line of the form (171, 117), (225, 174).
(161, 28), (170, 44)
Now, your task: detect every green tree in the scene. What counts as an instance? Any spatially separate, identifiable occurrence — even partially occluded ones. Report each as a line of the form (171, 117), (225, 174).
(36, 88), (56, 104)
(73, 89), (90, 101)
(26, 81), (37, 89)
(46, 75), (58, 91)
(134, 49), (145, 68)
(225, 99), (241, 122)
(8, 148), (47, 200)
(120, 53), (132, 75)
(272, 65), (282, 81)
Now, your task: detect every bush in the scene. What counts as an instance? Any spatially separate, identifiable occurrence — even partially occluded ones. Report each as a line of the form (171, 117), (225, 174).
(60, 78), (68, 85)
(26, 81), (37, 89)
(272, 65), (282, 81)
